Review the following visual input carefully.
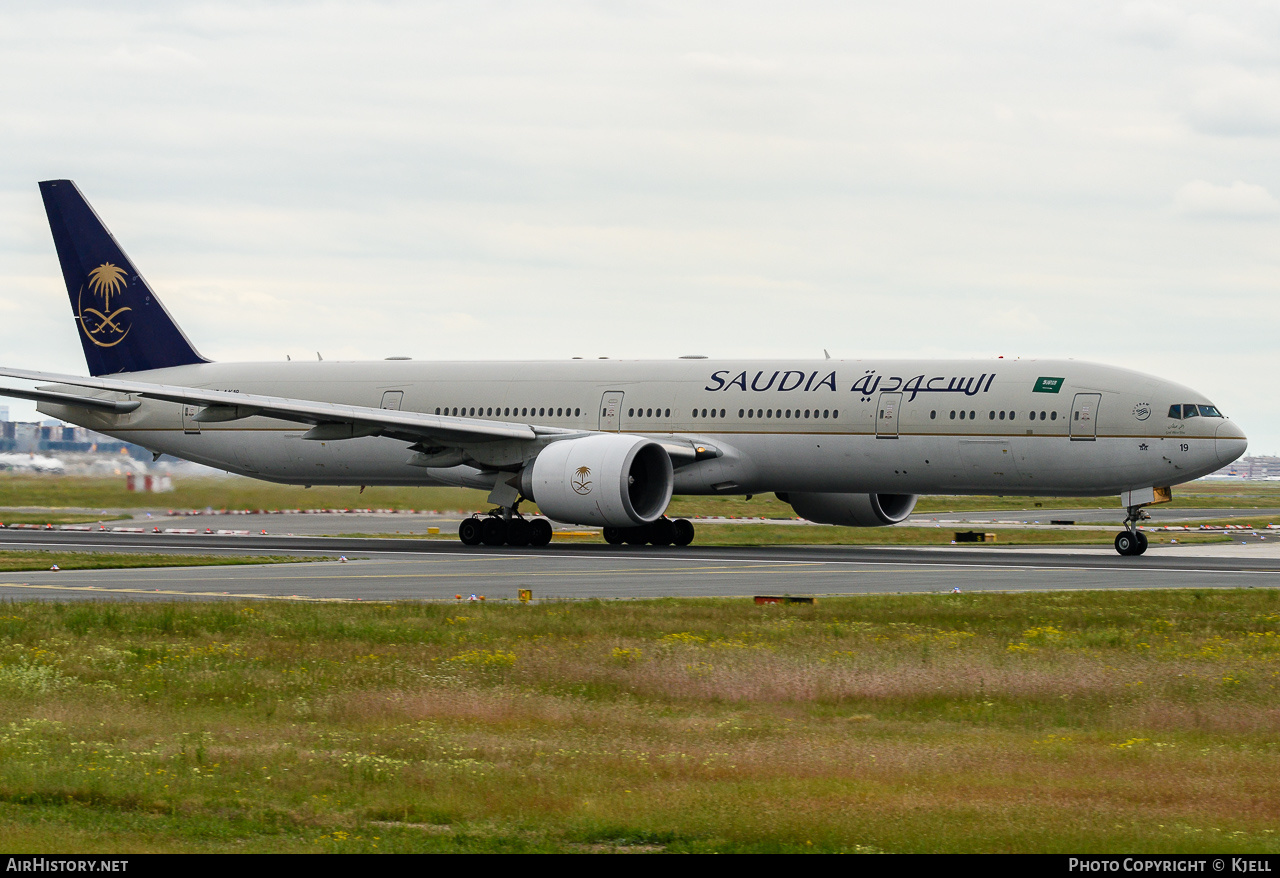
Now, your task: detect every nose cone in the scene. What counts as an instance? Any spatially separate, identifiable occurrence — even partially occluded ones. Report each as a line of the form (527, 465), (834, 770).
(1216, 420), (1248, 466)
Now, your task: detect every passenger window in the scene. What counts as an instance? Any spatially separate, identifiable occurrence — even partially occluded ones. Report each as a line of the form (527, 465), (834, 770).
(719, 409), (725, 418)
(989, 411), (995, 420)
(949, 411), (955, 420)
(1050, 412), (1056, 420)
(960, 411), (966, 420)
(999, 411), (1005, 420)
(930, 411), (936, 419)
(629, 408), (635, 417)
(1009, 412), (1015, 421)
(832, 410), (838, 418)
(969, 411), (974, 420)
(435, 407), (441, 415)
(739, 409), (745, 418)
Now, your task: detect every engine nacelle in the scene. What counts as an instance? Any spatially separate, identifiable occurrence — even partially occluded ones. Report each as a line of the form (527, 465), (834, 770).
(781, 492), (918, 527)
(520, 434), (674, 527)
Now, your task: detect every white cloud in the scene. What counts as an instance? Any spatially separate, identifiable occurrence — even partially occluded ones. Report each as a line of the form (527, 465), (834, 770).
(1186, 68), (1280, 136)
(1174, 180), (1280, 218)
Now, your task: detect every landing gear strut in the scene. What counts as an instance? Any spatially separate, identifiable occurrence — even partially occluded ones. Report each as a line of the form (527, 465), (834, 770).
(1115, 505), (1150, 556)
(458, 502), (553, 548)
(603, 517), (695, 547)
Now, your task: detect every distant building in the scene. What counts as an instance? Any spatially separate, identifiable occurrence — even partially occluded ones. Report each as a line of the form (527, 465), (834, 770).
(0, 406), (9, 422)
(0, 419), (150, 459)
(1210, 456), (1280, 480)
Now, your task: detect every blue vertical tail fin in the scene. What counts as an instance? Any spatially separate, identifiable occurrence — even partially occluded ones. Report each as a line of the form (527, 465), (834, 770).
(39, 180), (209, 376)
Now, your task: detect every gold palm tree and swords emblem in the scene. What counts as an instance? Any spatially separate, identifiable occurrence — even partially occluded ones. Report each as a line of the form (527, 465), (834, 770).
(78, 262), (133, 347)
(571, 466), (592, 495)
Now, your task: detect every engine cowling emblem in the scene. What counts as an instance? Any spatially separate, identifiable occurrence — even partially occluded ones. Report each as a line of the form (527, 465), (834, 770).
(572, 466), (592, 495)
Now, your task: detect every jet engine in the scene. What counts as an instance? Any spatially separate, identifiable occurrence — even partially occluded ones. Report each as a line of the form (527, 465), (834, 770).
(780, 492), (918, 527)
(520, 434), (674, 527)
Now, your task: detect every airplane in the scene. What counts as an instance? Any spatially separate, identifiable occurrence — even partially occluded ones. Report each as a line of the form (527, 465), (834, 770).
(0, 180), (1248, 555)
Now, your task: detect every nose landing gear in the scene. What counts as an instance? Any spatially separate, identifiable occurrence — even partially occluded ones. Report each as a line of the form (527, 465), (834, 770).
(1115, 505), (1150, 556)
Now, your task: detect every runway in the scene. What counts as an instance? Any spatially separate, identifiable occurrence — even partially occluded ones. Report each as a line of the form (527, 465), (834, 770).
(0, 526), (1277, 602)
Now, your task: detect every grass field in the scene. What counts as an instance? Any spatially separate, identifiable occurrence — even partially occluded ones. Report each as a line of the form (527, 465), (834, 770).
(0, 553), (320, 573)
(0, 475), (1278, 519)
(0, 592), (1277, 853)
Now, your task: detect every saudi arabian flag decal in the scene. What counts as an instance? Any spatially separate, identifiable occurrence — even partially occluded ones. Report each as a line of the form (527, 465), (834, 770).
(1033, 377), (1064, 394)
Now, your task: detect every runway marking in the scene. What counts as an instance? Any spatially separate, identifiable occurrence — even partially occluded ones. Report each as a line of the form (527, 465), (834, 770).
(0, 562), (827, 587)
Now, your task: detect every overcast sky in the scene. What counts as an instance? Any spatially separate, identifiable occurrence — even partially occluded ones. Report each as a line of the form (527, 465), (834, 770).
(1, 1), (1277, 454)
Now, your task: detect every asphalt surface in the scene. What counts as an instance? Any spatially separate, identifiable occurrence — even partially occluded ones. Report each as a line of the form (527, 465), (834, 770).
(0, 525), (1277, 603)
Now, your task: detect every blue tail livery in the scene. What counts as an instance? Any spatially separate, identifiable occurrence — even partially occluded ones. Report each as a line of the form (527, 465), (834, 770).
(39, 180), (208, 376)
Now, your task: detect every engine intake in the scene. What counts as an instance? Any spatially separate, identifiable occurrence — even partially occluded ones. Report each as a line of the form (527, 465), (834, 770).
(781, 492), (918, 527)
(520, 434), (674, 527)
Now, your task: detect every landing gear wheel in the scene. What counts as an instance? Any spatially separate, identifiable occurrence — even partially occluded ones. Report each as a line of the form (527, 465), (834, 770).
(506, 518), (532, 547)
(529, 518), (553, 547)
(672, 518), (695, 547)
(1134, 531), (1148, 555)
(649, 518), (675, 546)
(458, 517), (483, 546)
(624, 525), (651, 545)
(602, 526), (624, 545)
(1115, 532), (1137, 556)
(480, 517), (507, 546)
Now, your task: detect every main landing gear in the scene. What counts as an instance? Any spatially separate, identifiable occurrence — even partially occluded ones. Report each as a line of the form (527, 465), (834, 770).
(602, 517), (695, 547)
(458, 507), (553, 547)
(1115, 505), (1150, 556)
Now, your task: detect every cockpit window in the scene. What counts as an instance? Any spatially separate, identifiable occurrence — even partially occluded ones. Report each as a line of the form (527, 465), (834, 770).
(1181, 404), (1199, 419)
(1168, 405), (1181, 419)
(1198, 405), (1223, 418)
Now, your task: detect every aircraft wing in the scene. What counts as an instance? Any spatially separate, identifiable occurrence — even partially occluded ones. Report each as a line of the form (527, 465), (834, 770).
(0, 367), (706, 461)
(0, 366), (548, 446)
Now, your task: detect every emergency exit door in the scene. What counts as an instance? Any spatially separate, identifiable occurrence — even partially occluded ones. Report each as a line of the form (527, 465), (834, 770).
(599, 391), (624, 431)
(1070, 393), (1101, 440)
(876, 392), (902, 438)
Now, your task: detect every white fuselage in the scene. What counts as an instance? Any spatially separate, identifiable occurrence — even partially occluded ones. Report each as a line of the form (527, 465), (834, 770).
(41, 357), (1247, 498)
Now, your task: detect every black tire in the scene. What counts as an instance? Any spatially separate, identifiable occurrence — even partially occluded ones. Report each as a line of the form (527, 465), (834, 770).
(480, 517), (507, 546)
(624, 525), (651, 545)
(506, 518), (532, 546)
(672, 518), (695, 547)
(458, 517), (484, 546)
(1134, 531), (1149, 555)
(529, 518), (553, 547)
(1115, 532), (1136, 556)
(649, 518), (675, 546)
(602, 526), (624, 545)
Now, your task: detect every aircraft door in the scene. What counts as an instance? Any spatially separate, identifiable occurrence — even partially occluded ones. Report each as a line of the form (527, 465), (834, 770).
(876, 392), (902, 438)
(1070, 393), (1101, 441)
(181, 404), (200, 435)
(380, 391), (404, 411)
(599, 391), (624, 431)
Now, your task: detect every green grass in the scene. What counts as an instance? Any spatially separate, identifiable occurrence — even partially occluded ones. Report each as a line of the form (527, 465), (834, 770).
(0, 513), (131, 526)
(0, 592), (1278, 852)
(0, 553), (321, 573)
(0, 476), (492, 513)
